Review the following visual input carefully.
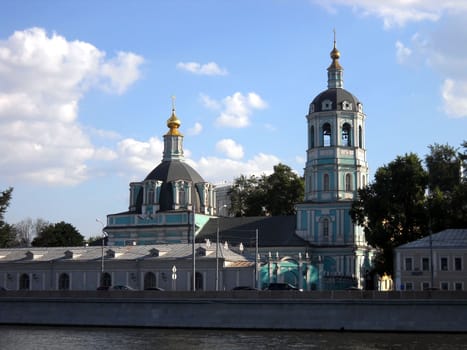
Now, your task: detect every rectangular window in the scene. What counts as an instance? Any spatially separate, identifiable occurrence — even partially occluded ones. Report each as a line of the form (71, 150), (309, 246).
(405, 257), (413, 271)
(455, 257), (462, 271)
(422, 282), (430, 290)
(440, 257), (448, 271)
(323, 219), (329, 238)
(440, 282), (449, 291)
(455, 282), (463, 291)
(405, 282), (413, 291)
(422, 257), (430, 271)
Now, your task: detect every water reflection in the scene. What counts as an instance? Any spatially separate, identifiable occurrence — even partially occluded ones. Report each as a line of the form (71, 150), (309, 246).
(1, 326), (467, 350)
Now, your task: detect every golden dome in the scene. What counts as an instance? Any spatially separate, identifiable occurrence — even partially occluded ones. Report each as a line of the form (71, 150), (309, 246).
(166, 109), (182, 136)
(328, 38), (343, 70)
(330, 46), (340, 60)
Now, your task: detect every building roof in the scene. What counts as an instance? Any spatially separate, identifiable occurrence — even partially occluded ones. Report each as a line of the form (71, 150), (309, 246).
(397, 229), (467, 250)
(144, 159), (205, 183)
(311, 88), (360, 112)
(196, 216), (308, 248)
(0, 243), (252, 264)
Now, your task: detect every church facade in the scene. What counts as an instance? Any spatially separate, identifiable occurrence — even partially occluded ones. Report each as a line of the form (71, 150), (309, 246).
(105, 106), (216, 246)
(295, 40), (374, 289)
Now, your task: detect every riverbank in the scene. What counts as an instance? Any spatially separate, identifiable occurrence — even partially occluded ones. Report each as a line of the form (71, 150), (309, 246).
(1, 290), (466, 332)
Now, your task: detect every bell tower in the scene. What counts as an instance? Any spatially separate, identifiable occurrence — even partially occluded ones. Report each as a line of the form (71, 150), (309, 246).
(295, 37), (373, 289)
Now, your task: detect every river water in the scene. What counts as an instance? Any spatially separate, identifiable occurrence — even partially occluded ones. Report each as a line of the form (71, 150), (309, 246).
(1, 326), (467, 349)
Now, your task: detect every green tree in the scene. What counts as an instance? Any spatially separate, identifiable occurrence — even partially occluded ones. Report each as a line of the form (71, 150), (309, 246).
(32, 221), (84, 247)
(0, 187), (16, 248)
(350, 154), (428, 275)
(229, 174), (267, 217)
(229, 163), (304, 217)
(425, 143), (460, 193)
(425, 141), (467, 231)
(264, 163), (304, 216)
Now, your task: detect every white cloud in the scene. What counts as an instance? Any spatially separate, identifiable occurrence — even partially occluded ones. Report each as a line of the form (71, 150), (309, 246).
(441, 79), (467, 118)
(216, 139), (244, 160)
(395, 41), (412, 64)
(199, 93), (221, 110)
(100, 52), (144, 94)
(195, 153), (281, 184)
(392, 17), (467, 118)
(0, 27), (144, 185)
(319, 2), (467, 119)
(177, 61), (228, 76)
(187, 122), (203, 136)
(210, 92), (267, 128)
(313, 0), (467, 28)
(115, 137), (164, 176)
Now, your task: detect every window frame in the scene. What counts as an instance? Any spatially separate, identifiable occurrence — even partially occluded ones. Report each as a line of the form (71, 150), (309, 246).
(440, 257), (448, 271)
(404, 257), (413, 271)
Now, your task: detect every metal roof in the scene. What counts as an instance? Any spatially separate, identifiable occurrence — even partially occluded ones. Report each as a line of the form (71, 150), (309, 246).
(397, 229), (467, 250)
(0, 243), (251, 264)
(196, 216), (307, 248)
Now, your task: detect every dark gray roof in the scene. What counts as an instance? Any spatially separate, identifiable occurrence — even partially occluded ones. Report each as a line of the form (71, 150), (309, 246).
(196, 216), (308, 248)
(397, 229), (467, 249)
(136, 160), (205, 212)
(145, 160), (205, 183)
(311, 88), (360, 112)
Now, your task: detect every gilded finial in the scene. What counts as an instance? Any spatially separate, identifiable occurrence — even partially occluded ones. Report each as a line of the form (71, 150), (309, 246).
(329, 28), (342, 69)
(166, 96), (182, 136)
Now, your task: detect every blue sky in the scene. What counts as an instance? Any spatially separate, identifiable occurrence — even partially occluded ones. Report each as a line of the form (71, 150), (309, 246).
(1, 0), (466, 238)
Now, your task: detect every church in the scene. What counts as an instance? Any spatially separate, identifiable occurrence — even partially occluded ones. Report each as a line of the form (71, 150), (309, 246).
(0, 40), (375, 291)
(104, 102), (216, 246)
(103, 38), (375, 290)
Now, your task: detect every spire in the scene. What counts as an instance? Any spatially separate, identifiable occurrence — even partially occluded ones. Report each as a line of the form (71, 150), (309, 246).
(163, 96), (184, 161)
(327, 29), (344, 89)
(166, 96), (182, 136)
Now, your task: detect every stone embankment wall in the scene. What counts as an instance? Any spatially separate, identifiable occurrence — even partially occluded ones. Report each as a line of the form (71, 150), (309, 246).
(1, 290), (466, 332)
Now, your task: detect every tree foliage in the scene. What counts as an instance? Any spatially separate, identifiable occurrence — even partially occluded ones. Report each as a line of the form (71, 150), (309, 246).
(425, 143), (460, 193)
(229, 163), (304, 217)
(351, 141), (467, 276)
(350, 153), (428, 275)
(0, 187), (16, 248)
(425, 142), (467, 232)
(264, 163), (305, 216)
(32, 221), (84, 247)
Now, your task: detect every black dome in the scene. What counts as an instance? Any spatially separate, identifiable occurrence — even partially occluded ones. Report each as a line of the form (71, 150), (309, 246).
(145, 160), (205, 183)
(138, 160), (205, 212)
(311, 88), (360, 113)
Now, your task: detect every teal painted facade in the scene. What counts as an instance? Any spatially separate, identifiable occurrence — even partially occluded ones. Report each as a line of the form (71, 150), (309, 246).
(295, 41), (375, 289)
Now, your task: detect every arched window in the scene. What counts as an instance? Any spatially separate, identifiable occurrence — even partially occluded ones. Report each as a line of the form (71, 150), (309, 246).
(323, 174), (330, 192)
(58, 273), (70, 290)
(322, 218), (329, 239)
(310, 125), (314, 148)
(345, 174), (352, 192)
(359, 126), (363, 148)
(322, 123), (331, 147)
(101, 272), (111, 287)
(19, 274), (30, 290)
(342, 123), (351, 146)
(144, 272), (157, 289)
(179, 187), (186, 207)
